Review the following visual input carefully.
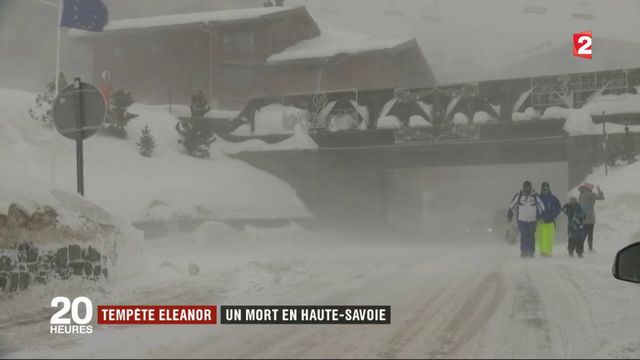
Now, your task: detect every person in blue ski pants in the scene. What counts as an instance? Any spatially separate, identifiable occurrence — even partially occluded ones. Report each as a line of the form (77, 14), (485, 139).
(508, 180), (545, 258)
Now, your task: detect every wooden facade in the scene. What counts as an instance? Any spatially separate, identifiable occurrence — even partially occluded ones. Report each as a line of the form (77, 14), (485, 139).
(76, 6), (435, 110)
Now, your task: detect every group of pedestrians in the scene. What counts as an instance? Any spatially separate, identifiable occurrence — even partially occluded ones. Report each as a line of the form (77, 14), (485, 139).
(508, 181), (604, 258)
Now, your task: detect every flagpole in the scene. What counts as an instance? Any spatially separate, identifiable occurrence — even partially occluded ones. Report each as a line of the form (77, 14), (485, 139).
(53, 0), (62, 188)
(55, 0), (62, 96)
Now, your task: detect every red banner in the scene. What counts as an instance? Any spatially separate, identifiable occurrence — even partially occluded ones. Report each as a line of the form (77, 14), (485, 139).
(97, 305), (217, 325)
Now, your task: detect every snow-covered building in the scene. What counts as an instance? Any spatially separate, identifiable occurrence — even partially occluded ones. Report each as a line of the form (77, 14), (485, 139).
(72, 5), (435, 110)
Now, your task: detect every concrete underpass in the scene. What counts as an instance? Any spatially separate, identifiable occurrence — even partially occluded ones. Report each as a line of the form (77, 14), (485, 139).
(232, 136), (571, 236)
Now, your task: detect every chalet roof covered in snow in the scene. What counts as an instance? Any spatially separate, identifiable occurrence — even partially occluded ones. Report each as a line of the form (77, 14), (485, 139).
(267, 25), (415, 65)
(70, 6), (316, 36)
(480, 38), (640, 81)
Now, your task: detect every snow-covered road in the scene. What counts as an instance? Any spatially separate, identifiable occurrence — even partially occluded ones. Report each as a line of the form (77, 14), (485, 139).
(148, 245), (624, 359)
(6, 229), (640, 359)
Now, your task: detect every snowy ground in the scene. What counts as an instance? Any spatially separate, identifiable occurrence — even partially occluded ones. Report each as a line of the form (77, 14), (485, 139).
(3, 198), (640, 359)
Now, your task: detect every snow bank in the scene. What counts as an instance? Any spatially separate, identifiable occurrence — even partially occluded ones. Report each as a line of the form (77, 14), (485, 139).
(583, 93), (640, 116)
(473, 111), (499, 124)
(217, 123), (318, 154)
(563, 109), (597, 135)
(268, 24), (410, 64)
(563, 109), (640, 135)
(409, 115), (432, 128)
(254, 103), (310, 135)
(453, 112), (470, 125)
(195, 220), (245, 245)
(545, 93), (640, 135)
(512, 107), (538, 122)
(571, 161), (640, 254)
(528, 94), (640, 127)
(0, 89), (66, 210)
(230, 124), (252, 136)
(0, 89), (310, 225)
(377, 115), (403, 129)
(49, 190), (146, 281)
(541, 106), (570, 120)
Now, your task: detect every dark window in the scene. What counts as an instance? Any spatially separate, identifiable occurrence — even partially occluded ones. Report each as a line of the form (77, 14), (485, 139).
(223, 30), (255, 52)
(222, 66), (257, 88)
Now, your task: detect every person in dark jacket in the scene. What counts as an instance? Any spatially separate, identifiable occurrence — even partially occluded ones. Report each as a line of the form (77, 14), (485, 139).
(536, 182), (562, 256)
(562, 197), (587, 257)
(508, 180), (545, 258)
(578, 183), (605, 251)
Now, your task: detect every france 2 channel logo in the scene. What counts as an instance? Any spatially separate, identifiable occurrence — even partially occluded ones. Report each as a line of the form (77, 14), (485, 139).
(573, 31), (592, 59)
(50, 296), (94, 335)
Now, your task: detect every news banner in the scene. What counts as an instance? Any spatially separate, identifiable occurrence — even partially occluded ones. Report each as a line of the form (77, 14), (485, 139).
(49, 297), (390, 334)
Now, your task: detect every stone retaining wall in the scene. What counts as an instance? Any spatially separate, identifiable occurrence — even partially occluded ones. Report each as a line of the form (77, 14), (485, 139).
(0, 242), (107, 295)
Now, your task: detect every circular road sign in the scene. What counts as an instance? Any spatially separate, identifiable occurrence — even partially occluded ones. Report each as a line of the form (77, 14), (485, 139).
(53, 80), (106, 140)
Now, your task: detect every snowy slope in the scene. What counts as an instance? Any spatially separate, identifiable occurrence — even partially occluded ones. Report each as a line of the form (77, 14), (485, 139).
(571, 161), (640, 254)
(0, 88), (310, 223)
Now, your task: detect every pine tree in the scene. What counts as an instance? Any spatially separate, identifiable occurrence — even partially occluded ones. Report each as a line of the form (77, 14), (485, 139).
(29, 73), (68, 126)
(137, 124), (157, 157)
(175, 91), (215, 158)
(105, 90), (138, 138)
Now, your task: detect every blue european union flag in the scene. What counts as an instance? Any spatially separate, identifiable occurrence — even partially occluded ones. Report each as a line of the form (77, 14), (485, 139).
(60, 0), (109, 32)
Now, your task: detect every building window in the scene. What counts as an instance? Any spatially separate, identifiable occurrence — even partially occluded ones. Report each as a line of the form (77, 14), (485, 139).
(222, 66), (257, 89)
(223, 30), (255, 52)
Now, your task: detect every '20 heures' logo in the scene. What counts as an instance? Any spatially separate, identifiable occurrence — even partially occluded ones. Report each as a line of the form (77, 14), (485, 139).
(50, 296), (94, 335)
(573, 31), (592, 59)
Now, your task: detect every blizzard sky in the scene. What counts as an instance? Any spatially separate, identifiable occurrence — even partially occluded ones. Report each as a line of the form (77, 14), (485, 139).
(97, 0), (640, 83)
(286, 0), (640, 83)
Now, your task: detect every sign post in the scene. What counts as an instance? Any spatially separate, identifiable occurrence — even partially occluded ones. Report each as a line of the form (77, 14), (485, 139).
(53, 77), (106, 196)
(74, 79), (85, 195)
(602, 110), (608, 176)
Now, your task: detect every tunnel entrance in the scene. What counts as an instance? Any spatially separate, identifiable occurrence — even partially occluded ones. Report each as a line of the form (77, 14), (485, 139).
(386, 162), (569, 242)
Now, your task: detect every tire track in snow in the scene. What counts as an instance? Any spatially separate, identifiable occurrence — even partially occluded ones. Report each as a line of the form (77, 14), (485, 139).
(375, 264), (505, 359)
(528, 260), (602, 358)
(480, 259), (601, 359)
(427, 270), (505, 358)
